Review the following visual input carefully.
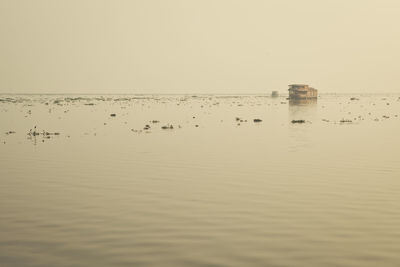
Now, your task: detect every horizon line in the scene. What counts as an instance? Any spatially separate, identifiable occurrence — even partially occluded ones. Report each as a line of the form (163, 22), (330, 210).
(1, 92), (400, 96)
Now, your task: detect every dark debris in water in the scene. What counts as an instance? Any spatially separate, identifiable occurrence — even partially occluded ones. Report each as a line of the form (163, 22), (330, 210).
(1, 94), (399, 141)
(161, 125), (174, 130)
(27, 126), (61, 138)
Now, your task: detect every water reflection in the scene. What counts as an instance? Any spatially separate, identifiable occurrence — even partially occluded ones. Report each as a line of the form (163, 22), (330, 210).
(289, 99), (317, 120)
(288, 99), (318, 151)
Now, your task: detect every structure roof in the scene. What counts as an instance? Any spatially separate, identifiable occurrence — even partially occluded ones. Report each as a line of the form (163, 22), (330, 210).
(289, 84), (308, 87)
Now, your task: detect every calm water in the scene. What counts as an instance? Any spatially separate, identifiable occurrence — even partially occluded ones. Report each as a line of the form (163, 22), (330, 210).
(1, 94), (400, 266)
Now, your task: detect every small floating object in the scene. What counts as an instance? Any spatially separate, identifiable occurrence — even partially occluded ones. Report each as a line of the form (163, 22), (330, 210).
(340, 119), (352, 123)
(350, 97), (359, 100)
(161, 125), (174, 130)
(291, 120), (305, 123)
(43, 131), (60, 136)
(110, 114), (116, 117)
(253, 119), (262, 123)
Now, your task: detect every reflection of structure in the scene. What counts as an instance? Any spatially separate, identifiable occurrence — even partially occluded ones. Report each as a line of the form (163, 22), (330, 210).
(271, 91), (279, 97)
(288, 84), (317, 100)
(288, 97), (317, 151)
(289, 98), (318, 106)
(289, 97), (317, 121)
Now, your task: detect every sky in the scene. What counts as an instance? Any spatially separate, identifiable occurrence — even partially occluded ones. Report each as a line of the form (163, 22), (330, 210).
(1, 0), (400, 94)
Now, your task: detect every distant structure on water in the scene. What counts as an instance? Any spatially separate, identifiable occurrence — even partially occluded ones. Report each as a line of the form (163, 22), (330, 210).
(271, 91), (279, 97)
(288, 84), (318, 99)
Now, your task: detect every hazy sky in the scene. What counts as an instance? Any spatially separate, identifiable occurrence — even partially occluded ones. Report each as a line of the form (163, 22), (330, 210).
(1, 0), (400, 94)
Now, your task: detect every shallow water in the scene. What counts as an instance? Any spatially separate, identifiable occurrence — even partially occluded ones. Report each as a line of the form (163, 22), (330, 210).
(1, 94), (400, 266)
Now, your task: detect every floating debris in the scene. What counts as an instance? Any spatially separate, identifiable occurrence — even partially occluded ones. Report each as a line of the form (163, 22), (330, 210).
(43, 131), (60, 136)
(0, 98), (18, 103)
(340, 119), (353, 123)
(291, 120), (305, 124)
(65, 97), (89, 102)
(350, 97), (359, 101)
(253, 119), (262, 123)
(5, 131), (16, 135)
(110, 114), (116, 117)
(161, 125), (174, 130)
(27, 127), (61, 138)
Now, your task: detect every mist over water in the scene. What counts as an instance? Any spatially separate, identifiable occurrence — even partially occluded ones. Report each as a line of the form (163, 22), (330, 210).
(3, 1), (400, 94)
(1, 94), (400, 266)
(2, 1), (400, 266)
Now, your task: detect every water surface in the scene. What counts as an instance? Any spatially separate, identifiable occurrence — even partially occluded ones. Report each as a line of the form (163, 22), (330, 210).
(1, 94), (400, 266)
